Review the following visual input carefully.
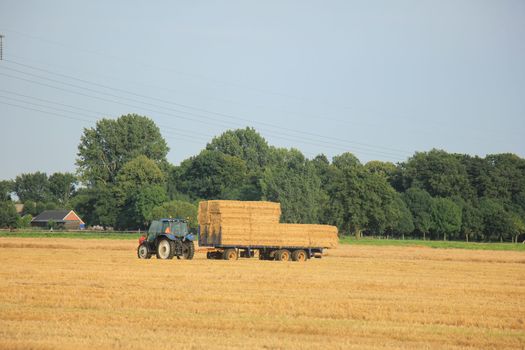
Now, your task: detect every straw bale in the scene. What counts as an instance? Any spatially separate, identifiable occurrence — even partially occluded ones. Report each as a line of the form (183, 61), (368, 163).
(198, 200), (338, 249)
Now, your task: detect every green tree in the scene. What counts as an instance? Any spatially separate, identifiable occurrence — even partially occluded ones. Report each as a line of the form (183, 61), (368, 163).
(114, 155), (166, 203)
(458, 200), (484, 242)
(509, 212), (525, 243)
(326, 153), (399, 237)
(206, 127), (270, 172)
(151, 200), (198, 227)
(16, 214), (33, 229)
(118, 185), (168, 229)
(76, 114), (169, 186)
(113, 156), (168, 229)
(364, 160), (397, 181)
(431, 197), (462, 241)
(479, 198), (514, 242)
(23, 200), (37, 216)
(49, 172), (77, 205)
(175, 150), (247, 200)
(0, 180), (14, 201)
(0, 201), (18, 228)
(14, 172), (51, 202)
(401, 149), (474, 199)
(402, 187), (433, 240)
(261, 148), (322, 224)
(387, 196), (414, 239)
(326, 153), (366, 236)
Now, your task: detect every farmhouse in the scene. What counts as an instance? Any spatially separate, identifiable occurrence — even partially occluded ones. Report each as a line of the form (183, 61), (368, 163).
(31, 210), (85, 230)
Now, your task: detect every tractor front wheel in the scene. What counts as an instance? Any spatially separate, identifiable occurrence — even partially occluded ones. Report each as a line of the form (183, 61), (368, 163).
(156, 239), (175, 259)
(137, 243), (152, 259)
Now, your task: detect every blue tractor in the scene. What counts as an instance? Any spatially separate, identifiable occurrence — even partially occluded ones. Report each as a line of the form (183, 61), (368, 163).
(137, 218), (195, 260)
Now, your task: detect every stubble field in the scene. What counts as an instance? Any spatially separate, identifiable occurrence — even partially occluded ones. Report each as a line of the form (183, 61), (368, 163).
(0, 237), (524, 349)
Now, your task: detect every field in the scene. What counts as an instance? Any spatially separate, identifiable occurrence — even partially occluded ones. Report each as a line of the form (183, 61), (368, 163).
(0, 237), (524, 349)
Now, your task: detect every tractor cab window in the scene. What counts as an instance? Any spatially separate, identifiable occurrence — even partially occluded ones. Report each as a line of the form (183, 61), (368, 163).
(147, 221), (162, 242)
(161, 221), (172, 234)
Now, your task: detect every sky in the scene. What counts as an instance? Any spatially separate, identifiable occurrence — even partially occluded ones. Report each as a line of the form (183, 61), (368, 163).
(0, 0), (524, 180)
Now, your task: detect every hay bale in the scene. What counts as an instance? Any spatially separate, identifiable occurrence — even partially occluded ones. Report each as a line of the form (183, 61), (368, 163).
(197, 200), (338, 249)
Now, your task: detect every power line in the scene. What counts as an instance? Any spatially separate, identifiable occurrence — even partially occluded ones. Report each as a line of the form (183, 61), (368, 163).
(0, 89), (216, 141)
(4, 58), (410, 156)
(0, 70), (405, 160)
(0, 64), (408, 160)
(0, 99), (208, 147)
(0, 96), (211, 144)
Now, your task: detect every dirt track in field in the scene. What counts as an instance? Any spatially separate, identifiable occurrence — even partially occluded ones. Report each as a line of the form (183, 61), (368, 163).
(0, 237), (524, 349)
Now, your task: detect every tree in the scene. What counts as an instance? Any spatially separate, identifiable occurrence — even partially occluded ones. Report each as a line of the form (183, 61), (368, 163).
(430, 197), (462, 241)
(175, 150), (247, 200)
(360, 173), (402, 236)
(0, 180), (14, 201)
(261, 148), (322, 224)
(364, 161), (397, 181)
(326, 152), (366, 236)
(114, 155), (166, 204)
(509, 212), (525, 243)
(16, 214), (33, 229)
(387, 194), (415, 239)
(326, 153), (401, 238)
(49, 172), (77, 205)
(402, 187), (433, 240)
(23, 200), (37, 216)
(14, 172), (51, 202)
(206, 127), (270, 172)
(118, 185), (168, 229)
(401, 149), (474, 200)
(459, 200), (484, 242)
(151, 200), (198, 227)
(479, 198), (514, 242)
(76, 114), (169, 186)
(0, 201), (18, 228)
(113, 156), (168, 229)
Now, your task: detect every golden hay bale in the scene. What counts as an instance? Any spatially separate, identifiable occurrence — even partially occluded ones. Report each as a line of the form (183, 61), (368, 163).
(197, 200), (338, 248)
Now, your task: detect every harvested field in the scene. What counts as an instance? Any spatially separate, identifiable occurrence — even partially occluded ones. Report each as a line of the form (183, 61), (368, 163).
(0, 237), (524, 349)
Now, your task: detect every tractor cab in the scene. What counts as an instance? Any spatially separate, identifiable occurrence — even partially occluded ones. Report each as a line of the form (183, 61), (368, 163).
(138, 218), (195, 260)
(146, 218), (189, 242)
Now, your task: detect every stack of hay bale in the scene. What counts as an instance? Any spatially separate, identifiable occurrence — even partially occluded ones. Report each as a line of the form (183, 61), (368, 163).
(198, 200), (338, 249)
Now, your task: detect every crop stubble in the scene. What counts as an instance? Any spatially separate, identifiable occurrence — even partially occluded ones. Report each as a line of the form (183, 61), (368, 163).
(0, 237), (523, 349)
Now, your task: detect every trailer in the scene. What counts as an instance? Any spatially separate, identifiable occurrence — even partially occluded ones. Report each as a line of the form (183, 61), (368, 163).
(199, 239), (324, 261)
(198, 200), (338, 262)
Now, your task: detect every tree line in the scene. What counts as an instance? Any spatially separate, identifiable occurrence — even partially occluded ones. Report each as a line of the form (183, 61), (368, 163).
(1, 114), (524, 242)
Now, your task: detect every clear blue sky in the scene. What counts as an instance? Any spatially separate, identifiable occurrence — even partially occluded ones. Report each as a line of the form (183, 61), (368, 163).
(0, 0), (524, 180)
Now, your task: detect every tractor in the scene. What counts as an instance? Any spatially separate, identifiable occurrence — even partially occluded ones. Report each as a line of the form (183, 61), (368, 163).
(137, 218), (195, 260)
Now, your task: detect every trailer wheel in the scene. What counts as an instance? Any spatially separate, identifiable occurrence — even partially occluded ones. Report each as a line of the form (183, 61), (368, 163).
(137, 243), (152, 259)
(276, 249), (291, 261)
(156, 238), (175, 259)
(292, 249), (307, 262)
(223, 248), (238, 260)
(179, 241), (195, 260)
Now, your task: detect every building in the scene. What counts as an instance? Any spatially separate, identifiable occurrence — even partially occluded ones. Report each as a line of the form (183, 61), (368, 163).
(31, 210), (85, 230)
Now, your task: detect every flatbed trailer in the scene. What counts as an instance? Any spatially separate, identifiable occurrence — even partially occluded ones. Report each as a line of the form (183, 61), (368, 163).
(197, 200), (338, 261)
(199, 240), (323, 261)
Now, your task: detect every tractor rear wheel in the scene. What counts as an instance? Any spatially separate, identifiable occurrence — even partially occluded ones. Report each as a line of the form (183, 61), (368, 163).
(223, 248), (238, 260)
(179, 241), (195, 260)
(137, 243), (152, 259)
(156, 239), (175, 259)
(292, 249), (307, 262)
(276, 249), (291, 261)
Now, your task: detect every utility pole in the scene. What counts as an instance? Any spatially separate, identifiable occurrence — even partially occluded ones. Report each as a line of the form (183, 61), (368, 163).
(0, 34), (4, 60)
